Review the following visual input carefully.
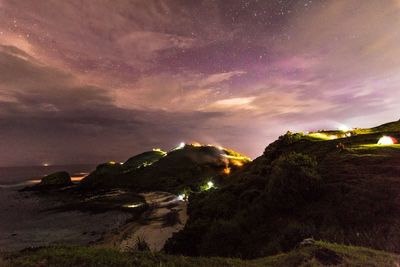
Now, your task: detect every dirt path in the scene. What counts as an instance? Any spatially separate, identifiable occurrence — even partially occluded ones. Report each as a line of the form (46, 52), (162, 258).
(98, 191), (188, 252)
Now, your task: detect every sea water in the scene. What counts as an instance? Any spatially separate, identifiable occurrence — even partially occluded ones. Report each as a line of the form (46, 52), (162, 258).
(0, 164), (96, 188)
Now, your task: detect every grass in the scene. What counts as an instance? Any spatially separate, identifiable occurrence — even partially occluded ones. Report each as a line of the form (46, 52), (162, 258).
(80, 144), (251, 193)
(2, 241), (399, 267)
(15, 120), (400, 264)
(164, 120), (400, 258)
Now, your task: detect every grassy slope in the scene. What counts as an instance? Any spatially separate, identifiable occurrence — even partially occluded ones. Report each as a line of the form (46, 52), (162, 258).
(165, 120), (400, 258)
(1, 241), (399, 267)
(81, 145), (250, 193)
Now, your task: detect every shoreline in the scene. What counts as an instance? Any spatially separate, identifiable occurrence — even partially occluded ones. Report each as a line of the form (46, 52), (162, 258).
(0, 185), (133, 252)
(97, 192), (188, 252)
(0, 184), (187, 253)
(0, 175), (87, 189)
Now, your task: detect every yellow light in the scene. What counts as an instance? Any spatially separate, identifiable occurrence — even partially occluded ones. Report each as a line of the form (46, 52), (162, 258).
(308, 132), (338, 140)
(153, 148), (167, 155)
(191, 142), (202, 147)
(223, 167), (231, 175)
(177, 193), (187, 201)
(221, 154), (251, 161)
(338, 124), (353, 132)
(123, 203), (143, 208)
(231, 160), (244, 167)
(207, 181), (214, 188)
(174, 142), (185, 150)
(378, 136), (394, 145)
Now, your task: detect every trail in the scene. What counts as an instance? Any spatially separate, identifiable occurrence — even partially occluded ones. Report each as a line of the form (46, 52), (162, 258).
(98, 191), (188, 252)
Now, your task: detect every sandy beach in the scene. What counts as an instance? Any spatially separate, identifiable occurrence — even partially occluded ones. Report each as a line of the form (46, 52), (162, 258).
(0, 186), (187, 253)
(98, 191), (188, 252)
(0, 186), (134, 251)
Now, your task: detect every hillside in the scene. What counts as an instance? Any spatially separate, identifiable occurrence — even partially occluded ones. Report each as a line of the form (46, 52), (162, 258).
(165, 120), (400, 258)
(80, 143), (251, 194)
(2, 240), (399, 267)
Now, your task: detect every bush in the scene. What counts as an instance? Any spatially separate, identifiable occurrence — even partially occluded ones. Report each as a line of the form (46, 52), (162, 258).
(280, 131), (304, 146)
(135, 237), (150, 251)
(267, 152), (321, 210)
(199, 220), (243, 257)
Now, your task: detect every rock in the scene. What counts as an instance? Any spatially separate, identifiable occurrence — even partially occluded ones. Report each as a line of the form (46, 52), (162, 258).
(300, 238), (316, 246)
(39, 171), (72, 187)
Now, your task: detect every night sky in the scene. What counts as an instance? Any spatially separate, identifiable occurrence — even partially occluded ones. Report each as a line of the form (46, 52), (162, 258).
(1, 0), (400, 166)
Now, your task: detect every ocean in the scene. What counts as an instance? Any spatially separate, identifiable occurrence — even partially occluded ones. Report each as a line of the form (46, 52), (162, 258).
(0, 164), (96, 188)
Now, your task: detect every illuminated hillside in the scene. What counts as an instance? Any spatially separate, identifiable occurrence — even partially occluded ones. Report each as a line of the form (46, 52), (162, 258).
(80, 143), (251, 193)
(166, 120), (400, 258)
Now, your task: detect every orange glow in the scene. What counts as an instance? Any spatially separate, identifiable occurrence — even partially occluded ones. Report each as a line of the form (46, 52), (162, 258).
(30, 175), (86, 184)
(231, 160), (244, 167)
(223, 167), (231, 175)
(71, 176), (86, 182)
(191, 142), (202, 147)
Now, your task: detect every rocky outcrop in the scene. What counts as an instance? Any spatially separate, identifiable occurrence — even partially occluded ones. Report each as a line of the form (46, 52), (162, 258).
(39, 171), (72, 187)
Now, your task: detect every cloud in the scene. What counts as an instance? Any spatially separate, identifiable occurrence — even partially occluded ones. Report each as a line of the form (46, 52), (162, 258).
(1, 0), (400, 166)
(0, 44), (228, 166)
(198, 71), (246, 87)
(207, 97), (256, 110)
(118, 31), (194, 54)
(0, 44), (111, 115)
(0, 0), (234, 78)
(113, 70), (247, 111)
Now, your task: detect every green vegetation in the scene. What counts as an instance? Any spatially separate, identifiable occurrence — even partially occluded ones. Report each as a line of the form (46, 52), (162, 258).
(166, 120), (400, 258)
(2, 241), (399, 267)
(21, 120), (400, 265)
(80, 144), (251, 194)
(124, 150), (167, 169)
(81, 150), (167, 188)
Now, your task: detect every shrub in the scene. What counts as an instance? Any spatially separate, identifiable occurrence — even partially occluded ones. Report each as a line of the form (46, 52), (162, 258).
(134, 237), (150, 252)
(199, 220), (243, 257)
(267, 152), (321, 210)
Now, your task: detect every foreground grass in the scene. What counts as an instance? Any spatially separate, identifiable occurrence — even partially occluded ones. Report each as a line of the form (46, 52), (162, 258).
(1, 241), (399, 267)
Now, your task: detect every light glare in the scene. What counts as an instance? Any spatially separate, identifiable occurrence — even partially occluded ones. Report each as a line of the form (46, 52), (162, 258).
(378, 136), (396, 145)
